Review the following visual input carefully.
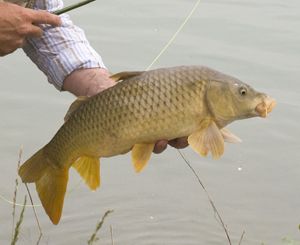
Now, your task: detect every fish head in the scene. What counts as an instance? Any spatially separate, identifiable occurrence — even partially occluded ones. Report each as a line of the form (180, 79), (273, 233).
(206, 78), (276, 126)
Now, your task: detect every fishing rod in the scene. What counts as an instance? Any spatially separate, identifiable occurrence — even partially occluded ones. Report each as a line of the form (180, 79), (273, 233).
(53, 0), (96, 15)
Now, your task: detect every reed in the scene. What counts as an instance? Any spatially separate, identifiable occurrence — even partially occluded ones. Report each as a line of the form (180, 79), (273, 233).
(11, 147), (23, 240)
(11, 196), (27, 245)
(87, 210), (114, 245)
(110, 225), (114, 245)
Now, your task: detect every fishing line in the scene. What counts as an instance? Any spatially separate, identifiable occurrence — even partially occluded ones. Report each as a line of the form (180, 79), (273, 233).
(177, 150), (232, 245)
(0, 180), (82, 207)
(0, 193), (40, 207)
(25, 183), (43, 235)
(146, 0), (202, 70)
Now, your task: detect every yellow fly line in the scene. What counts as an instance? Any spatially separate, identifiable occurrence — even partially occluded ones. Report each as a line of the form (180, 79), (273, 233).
(0, 173), (83, 207)
(0, 193), (40, 207)
(146, 0), (201, 71)
(0, 0), (201, 208)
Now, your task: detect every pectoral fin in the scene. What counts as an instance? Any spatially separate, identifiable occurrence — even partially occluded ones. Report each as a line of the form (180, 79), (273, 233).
(131, 143), (155, 173)
(188, 121), (224, 159)
(221, 128), (242, 143)
(72, 156), (100, 190)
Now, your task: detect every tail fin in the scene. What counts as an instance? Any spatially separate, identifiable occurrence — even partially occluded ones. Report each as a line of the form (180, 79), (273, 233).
(18, 148), (68, 225)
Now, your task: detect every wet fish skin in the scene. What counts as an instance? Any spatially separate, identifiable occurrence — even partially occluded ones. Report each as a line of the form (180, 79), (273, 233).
(48, 66), (208, 165)
(18, 65), (275, 224)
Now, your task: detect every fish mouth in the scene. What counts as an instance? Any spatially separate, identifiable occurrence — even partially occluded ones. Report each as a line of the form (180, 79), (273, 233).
(255, 96), (276, 118)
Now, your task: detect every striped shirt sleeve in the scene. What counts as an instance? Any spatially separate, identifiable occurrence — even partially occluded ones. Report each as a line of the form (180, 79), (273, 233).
(22, 0), (106, 90)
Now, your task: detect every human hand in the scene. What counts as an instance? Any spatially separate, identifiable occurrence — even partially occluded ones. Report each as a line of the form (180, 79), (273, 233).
(154, 137), (189, 154)
(0, 2), (61, 56)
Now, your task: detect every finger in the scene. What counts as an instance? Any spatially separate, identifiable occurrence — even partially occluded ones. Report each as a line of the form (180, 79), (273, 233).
(168, 137), (189, 149)
(26, 25), (43, 38)
(153, 140), (168, 154)
(0, 46), (16, 56)
(12, 38), (26, 49)
(30, 10), (61, 26)
(0, 37), (24, 56)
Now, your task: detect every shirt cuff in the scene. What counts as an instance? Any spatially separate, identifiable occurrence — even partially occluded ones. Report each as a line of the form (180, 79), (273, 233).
(23, 7), (106, 90)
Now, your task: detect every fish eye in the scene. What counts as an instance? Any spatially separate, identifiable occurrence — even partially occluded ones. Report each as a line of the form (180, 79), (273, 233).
(239, 87), (247, 96)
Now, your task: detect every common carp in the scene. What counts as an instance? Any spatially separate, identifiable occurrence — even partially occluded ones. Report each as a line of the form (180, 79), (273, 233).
(18, 66), (276, 224)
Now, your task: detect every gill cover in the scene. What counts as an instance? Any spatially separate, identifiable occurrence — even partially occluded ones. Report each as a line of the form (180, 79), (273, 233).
(206, 79), (263, 123)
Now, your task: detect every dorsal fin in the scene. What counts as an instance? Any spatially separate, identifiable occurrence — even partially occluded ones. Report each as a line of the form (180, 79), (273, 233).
(110, 71), (144, 82)
(64, 96), (89, 122)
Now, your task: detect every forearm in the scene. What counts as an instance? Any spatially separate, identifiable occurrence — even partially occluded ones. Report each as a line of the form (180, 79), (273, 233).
(63, 68), (116, 96)
(23, 0), (107, 93)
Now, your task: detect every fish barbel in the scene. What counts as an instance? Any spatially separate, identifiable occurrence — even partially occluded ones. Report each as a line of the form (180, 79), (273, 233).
(18, 66), (276, 224)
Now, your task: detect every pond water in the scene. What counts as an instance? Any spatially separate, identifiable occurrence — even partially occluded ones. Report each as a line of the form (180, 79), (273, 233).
(0, 0), (300, 244)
